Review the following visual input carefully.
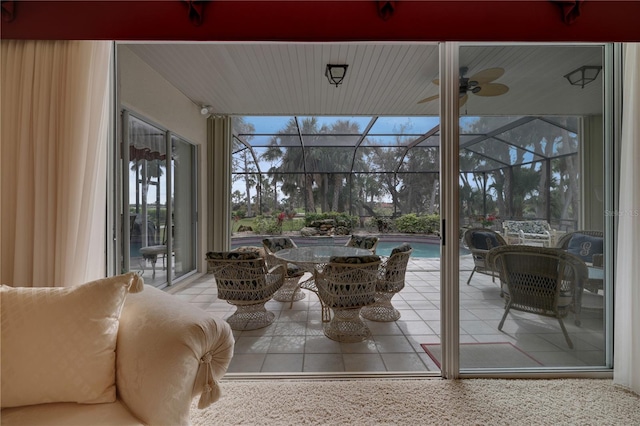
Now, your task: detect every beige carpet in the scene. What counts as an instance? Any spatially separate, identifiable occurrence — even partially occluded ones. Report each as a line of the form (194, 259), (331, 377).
(191, 378), (639, 425)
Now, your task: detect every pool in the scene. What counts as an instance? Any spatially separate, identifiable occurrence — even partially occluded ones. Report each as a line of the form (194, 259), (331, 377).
(375, 241), (440, 258)
(375, 241), (470, 258)
(231, 236), (467, 259)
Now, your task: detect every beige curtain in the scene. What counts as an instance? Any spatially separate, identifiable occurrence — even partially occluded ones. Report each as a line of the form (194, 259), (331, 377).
(1, 40), (111, 287)
(614, 43), (640, 395)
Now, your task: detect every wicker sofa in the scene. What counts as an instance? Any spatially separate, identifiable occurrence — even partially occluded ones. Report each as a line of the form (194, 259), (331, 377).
(1, 275), (235, 426)
(502, 219), (556, 247)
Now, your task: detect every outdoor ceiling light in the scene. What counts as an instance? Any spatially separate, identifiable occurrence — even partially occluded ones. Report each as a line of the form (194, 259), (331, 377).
(563, 65), (602, 89)
(325, 64), (348, 87)
(200, 105), (214, 115)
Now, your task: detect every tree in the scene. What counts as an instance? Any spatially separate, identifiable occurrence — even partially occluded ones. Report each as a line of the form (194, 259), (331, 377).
(262, 117), (318, 212)
(232, 117), (257, 216)
(463, 116), (579, 223)
(326, 120), (361, 212)
(261, 117), (364, 214)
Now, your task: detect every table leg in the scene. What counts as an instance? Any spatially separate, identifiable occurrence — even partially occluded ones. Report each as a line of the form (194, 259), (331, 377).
(142, 254), (158, 279)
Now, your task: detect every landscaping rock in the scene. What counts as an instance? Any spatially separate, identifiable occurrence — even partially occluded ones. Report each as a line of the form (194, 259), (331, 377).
(300, 227), (317, 237)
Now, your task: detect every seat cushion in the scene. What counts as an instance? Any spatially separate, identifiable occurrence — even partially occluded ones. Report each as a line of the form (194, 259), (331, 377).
(0, 274), (140, 408)
(390, 243), (412, 255)
(233, 246), (266, 258)
(471, 231), (501, 250)
(0, 399), (143, 426)
(329, 255), (381, 264)
(206, 250), (260, 260)
(567, 233), (603, 263)
(262, 237), (295, 252)
(346, 235), (378, 250)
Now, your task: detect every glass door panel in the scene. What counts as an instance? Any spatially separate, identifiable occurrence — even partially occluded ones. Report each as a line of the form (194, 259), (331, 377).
(126, 115), (198, 287)
(171, 135), (197, 280)
(458, 44), (608, 370)
(128, 115), (169, 286)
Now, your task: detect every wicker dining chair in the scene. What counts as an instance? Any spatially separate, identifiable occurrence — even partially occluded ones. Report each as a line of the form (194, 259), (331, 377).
(361, 244), (413, 322)
(206, 251), (284, 330)
(344, 235), (380, 254)
(262, 237), (306, 303)
(487, 245), (588, 349)
(463, 228), (508, 286)
(314, 255), (381, 342)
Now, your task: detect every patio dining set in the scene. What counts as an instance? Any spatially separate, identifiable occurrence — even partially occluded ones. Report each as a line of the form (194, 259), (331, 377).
(206, 235), (413, 343)
(205, 227), (604, 348)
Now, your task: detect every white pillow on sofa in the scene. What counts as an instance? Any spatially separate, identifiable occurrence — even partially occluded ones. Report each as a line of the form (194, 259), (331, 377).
(0, 273), (143, 408)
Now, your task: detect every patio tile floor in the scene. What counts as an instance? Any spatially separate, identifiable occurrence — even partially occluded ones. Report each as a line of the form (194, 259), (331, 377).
(169, 255), (606, 374)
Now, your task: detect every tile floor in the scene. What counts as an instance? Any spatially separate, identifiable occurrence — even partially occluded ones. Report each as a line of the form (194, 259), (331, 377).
(169, 255), (607, 374)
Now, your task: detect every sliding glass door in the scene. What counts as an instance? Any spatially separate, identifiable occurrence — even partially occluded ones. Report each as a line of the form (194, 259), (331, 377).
(171, 135), (197, 280)
(455, 44), (610, 371)
(124, 112), (198, 287)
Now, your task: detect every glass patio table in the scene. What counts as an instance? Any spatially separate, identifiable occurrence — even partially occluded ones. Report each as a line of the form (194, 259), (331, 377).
(274, 245), (374, 322)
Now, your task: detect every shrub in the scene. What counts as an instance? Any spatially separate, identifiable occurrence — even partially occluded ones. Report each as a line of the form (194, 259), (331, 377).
(304, 212), (358, 231)
(232, 209), (247, 219)
(394, 213), (440, 234)
(366, 216), (393, 232)
(281, 218), (305, 232)
(252, 215), (282, 235)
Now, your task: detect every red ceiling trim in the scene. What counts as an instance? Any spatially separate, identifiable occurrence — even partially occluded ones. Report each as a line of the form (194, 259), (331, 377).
(377, 1), (397, 21)
(551, 0), (584, 25)
(182, 0), (207, 26)
(1, 1), (639, 42)
(1, 0), (15, 22)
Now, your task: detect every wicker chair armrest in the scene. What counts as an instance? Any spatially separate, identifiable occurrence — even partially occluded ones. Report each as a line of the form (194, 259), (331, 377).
(268, 263), (286, 278)
(313, 264), (325, 280)
(592, 253), (604, 267)
(470, 247), (490, 256)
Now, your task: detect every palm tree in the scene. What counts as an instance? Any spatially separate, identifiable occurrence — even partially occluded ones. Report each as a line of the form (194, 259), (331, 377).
(262, 117), (319, 212)
(232, 117), (257, 216)
(326, 120), (361, 212)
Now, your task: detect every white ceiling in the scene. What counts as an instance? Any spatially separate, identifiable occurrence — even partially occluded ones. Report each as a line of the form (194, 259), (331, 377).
(123, 42), (604, 117)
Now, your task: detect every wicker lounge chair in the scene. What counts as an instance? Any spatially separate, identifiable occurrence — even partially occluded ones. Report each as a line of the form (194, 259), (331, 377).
(463, 228), (508, 286)
(262, 237), (306, 303)
(487, 245), (588, 349)
(361, 244), (413, 322)
(556, 230), (604, 265)
(206, 251), (284, 330)
(315, 255), (381, 342)
(556, 230), (604, 293)
(345, 235), (379, 254)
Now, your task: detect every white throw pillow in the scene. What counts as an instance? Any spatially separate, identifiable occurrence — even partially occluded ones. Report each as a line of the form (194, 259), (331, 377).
(0, 273), (143, 408)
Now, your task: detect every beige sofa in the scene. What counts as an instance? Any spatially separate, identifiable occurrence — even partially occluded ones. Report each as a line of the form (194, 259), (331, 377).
(1, 279), (234, 426)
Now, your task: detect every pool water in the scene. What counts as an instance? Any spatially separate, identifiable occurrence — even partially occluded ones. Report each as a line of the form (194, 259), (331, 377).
(375, 241), (440, 258)
(376, 241), (470, 258)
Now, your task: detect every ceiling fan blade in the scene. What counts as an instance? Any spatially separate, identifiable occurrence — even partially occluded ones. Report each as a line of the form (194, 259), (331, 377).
(468, 67), (505, 84)
(459, 94), (469, 107)
(417, 94), (440, 104)
(475, 83), (509, 97)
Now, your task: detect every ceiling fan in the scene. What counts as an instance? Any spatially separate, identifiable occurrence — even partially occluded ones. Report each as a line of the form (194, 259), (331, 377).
(417, 67), (509, 106)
